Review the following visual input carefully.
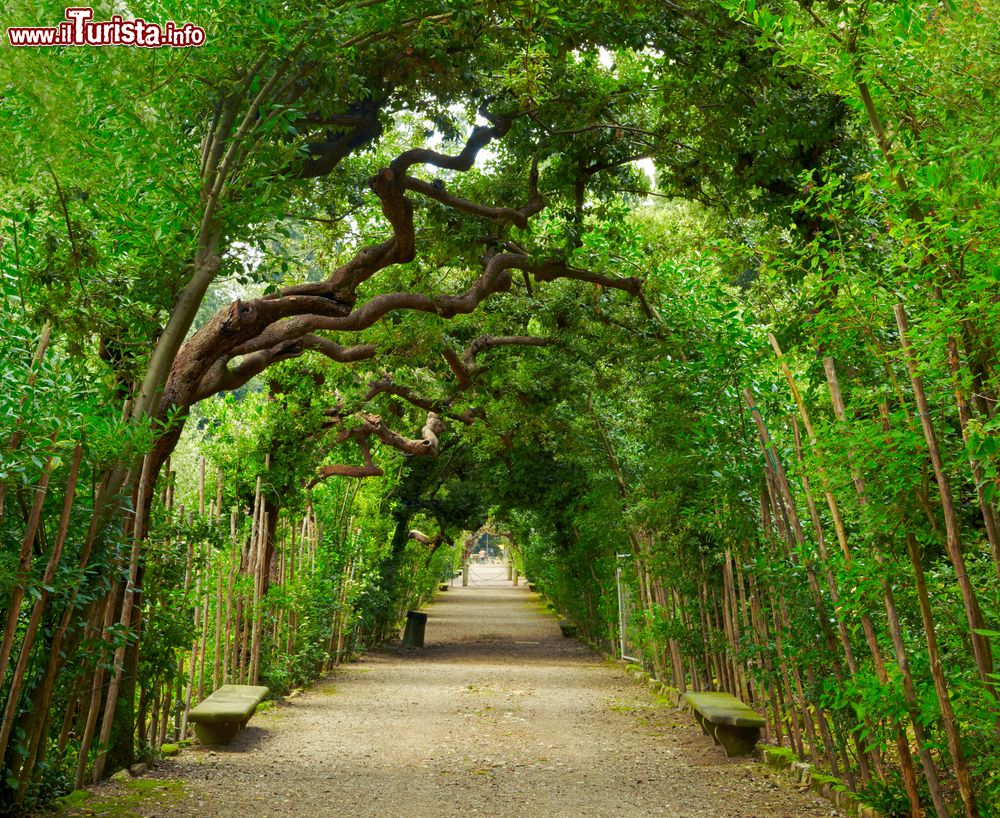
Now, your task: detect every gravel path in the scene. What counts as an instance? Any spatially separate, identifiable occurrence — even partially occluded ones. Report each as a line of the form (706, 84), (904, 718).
(119, 564), (842, 817)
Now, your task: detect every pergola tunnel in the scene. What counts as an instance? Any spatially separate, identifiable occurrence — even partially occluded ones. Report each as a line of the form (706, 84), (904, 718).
(2, 1), (999, 816)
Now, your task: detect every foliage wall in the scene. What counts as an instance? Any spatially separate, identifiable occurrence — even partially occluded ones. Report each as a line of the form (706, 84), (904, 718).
(1, 0), (998, 815)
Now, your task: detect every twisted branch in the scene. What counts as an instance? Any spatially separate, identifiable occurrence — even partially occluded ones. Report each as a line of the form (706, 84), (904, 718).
(443, 334), (551, 387)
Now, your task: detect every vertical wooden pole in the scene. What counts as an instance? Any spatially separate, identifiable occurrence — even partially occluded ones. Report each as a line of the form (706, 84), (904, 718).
(0, 447), (57, 684)
(197, 568), (210, 700)
(75, 587), (118, 788)
(894, 304), (992, 681)
(216, 469), (224, 523)
(907, 532), (981, 818)
(198, 456), (206, 517)
(0, 446), (82, 762)
(214, 550), (223, 691)
(91, 453), (152, 783)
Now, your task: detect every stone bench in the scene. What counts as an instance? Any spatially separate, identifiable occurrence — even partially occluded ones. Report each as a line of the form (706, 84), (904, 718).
(682, 691), (764, 757)
(187, 684), (269, 746)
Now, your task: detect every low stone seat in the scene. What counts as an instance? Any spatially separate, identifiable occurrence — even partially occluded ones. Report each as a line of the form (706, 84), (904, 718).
(187, 684), (269, 746)
(682, 691), (764, 757)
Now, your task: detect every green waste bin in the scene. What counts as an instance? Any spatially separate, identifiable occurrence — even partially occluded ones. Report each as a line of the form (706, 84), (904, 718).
(403, 610), (427, 648)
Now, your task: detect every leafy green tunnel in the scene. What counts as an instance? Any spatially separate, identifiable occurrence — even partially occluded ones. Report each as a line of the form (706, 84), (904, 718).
(1, 0), (999, 815)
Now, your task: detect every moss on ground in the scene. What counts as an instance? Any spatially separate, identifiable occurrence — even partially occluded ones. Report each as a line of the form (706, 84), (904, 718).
(760, 744), (798, 767)
(809, 771), (850, 792)
(52, 777), (184, 817)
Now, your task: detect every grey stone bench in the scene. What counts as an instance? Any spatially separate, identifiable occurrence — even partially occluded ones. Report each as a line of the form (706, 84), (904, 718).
(682, 691), (764, 757)
(187, 684), (269, 745)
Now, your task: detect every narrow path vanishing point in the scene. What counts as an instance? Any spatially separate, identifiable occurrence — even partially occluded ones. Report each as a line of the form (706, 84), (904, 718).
(130, 564), (842, 817)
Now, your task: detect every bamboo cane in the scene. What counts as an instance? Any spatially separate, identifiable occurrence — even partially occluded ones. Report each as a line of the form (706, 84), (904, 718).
(75, 587), (118, 788)
(749, 375), (906, 788)
(16, 470), (125, 794)
(214, 549), (224, 691)
(828, 358), (979, 815)
(180, 520), (201, 739)
(197, 582), (210, 701)
(249, 489), (266, 685)
(798, 356), (923, 812)
(246, 476), (263, 684)
(0, 446), (82, 762)
(748, 575), (784, 747)
(216, 469), (224, 522)
(57, 672), (84, 754)
(91, 453), (153, 783)
(944, 336), (1000, 578)
(776, 593), (821, 764)
(0, 444), (57, 683)
(198, 456), (206, 517)
(894, 303), (993, 681)
(57, 601), (103, 756)
(907, 532), (980, 818)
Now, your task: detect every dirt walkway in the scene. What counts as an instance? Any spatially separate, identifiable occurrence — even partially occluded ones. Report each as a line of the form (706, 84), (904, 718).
(103, 564), (842, 817)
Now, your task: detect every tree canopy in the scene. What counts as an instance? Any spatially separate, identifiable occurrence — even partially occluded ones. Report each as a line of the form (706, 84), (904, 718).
(2, 0), (999, 814)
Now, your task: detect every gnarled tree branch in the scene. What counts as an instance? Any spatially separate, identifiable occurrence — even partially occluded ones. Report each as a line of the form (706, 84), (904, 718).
(310, 410), (442, 486)
(410, 527), (455, 566)
(409, 528), (454, 550)
(309, 435), (383, 486)
(362, 411), (442, 456)
(194, 336), (376, 401)
(165, 105), (651, 497)
(442, 334), (550, 387)
(399, 158), (543, 229)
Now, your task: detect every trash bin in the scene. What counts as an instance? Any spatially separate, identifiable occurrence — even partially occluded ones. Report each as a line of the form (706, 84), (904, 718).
(402, 610), (427, 648)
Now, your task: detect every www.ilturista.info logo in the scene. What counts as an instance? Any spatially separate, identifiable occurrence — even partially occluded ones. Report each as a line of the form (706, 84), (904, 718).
(7, 7), (206, 47)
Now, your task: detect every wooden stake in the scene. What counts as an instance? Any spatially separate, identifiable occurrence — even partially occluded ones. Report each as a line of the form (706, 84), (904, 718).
(894, 303), (992, 681)
(214, 550), (223, 691)
(92, 453), (153, 783)
(75, 588), (118, 788)
(0, 446), (82, 762)
(0, 444), (57, 684)
(198, 456), (206, 517)
(216, 469), (224, 522)
(945, 335), (1000, 578)
(907, 532), (981, 818)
